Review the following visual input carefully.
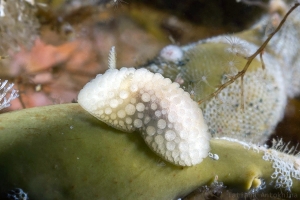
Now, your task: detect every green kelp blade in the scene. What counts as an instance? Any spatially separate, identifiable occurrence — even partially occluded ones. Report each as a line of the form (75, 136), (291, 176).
(0, 104), (296, 199)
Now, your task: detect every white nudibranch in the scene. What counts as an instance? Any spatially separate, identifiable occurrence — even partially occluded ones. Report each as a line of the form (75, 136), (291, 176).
(78, 67), (211, 166)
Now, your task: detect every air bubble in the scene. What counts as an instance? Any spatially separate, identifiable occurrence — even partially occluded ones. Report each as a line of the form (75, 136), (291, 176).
(172, 149), (180, 159)
(151, 103), (157, 110)
(161, 99), (168, 108)
(146, 126), (156, 136)
(165, 130), (176, 141)
(110, 113), (117, 120)
(166, 141), (176, 151)
(145, 136), (153, 144)
(108, 91), (115, 98)
(138, 113), (144, 119)
(105, 107), (112, 115)
(130, 84), (138, 92)
(179, 142), (189, 151)
(168, 111), (177, 123)
(136, 103), (145, 112)
(109, 99), (119, 108)
(125, 104), (136, 115)
(155, 110), (162, 117)
(119, 90), (129, 99)
(125, 117), (132, 124)
(119, 121), (125, 126)
(134, 119), (143, 128)
(155, 135), (164, 145)
(130, 98), (137, 104)
(157, 119), (167, 129)
(144, 116), (151, 124)
(117, 110), (126, 118)
(142, 93), (151, 102)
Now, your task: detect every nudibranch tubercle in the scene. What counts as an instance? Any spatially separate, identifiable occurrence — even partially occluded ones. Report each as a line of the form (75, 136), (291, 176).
(78, 67), (210, 166)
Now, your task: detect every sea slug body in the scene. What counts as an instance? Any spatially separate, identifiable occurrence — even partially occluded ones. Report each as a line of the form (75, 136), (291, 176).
(78, 67), (211, 166)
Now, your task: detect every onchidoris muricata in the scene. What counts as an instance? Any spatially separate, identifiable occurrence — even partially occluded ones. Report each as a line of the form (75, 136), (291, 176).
(78, 67), (210, 166)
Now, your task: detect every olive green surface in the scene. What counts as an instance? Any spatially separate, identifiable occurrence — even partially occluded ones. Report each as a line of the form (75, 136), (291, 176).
(0, 104), (299, 199)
